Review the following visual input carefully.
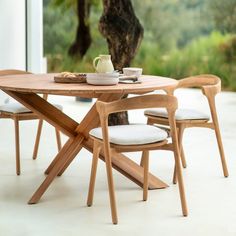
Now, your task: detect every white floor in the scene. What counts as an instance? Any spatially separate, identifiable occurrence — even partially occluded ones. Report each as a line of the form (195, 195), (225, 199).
(0, 89), (236, 236)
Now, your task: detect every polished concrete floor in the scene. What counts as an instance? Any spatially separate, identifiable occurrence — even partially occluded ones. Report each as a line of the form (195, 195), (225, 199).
(0, 89), (236, 236)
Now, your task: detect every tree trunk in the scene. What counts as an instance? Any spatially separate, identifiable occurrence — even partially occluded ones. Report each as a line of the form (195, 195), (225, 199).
(68, 0), (92, 58)
(99, 0), (144, 125)
(99, 0), (144, 70)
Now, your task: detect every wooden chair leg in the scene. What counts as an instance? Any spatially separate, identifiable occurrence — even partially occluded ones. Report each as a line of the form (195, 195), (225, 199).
(142, 151), (149, 201)
(104, 145), (118, 224)
(14, 118), (20, 175)
(211, 109), (229, 177)
(208, 97), (229, 177)
(180, 146), (186, 168)
(32, 119), (43, 160)
(213, 124), (229, 177)
(178, 125), (187, 168)
(173, 149), (188, 216)
(140, 118), (153, 167)
(87, 141), (101, 207)
(172, 164), (177, 184)
(55, 128), (62, 151)
(140, 151), (145, 167)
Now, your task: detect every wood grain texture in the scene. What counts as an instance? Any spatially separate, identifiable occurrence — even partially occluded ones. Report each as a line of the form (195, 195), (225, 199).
(0, 70), (61, 175)
(0, 73), (178, 97)
(0, 73), (179, 204)
(88, 94), (188, 223)
(146, 74), (229, 177)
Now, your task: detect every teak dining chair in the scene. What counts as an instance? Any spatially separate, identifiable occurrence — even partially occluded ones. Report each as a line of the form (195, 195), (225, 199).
(144, 74), (229, 180)
(87, 94), (188, 224)
(0, 69), (62, 175)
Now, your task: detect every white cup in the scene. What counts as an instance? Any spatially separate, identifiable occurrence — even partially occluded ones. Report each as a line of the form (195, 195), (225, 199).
(123, 67), (143, 79)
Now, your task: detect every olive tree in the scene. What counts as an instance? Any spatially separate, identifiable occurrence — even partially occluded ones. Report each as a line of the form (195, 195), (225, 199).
(53, 0), (143, 125)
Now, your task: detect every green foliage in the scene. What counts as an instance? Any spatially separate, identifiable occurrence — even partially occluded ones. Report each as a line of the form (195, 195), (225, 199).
(133, 0), (212, 49)
(43, 0), (236, 91)
(43, 0), (77, 55)
(44, 0), (105, 69)
(208, 0), (236, 33)
(219, 36), (236, 62)
(51, 0), (101, 11)
(52, 0), (77, 10)
(133, 32), (236, 90)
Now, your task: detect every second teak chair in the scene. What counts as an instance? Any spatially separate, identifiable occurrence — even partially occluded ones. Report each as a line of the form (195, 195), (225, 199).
(0, 69), (62, 175)
(144, 74), (229, 180)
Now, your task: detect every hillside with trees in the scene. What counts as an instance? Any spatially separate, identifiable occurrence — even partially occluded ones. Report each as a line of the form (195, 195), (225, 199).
(43, 0), (236, 90)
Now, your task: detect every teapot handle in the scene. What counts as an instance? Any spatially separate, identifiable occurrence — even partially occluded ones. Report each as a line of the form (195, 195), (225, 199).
(93, 57), (101, 72)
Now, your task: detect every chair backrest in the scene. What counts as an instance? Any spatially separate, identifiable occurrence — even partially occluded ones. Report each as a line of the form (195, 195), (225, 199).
(164, 74), (221, 112)
(177, 74), (221, 98)
(164, 74), (221, 122)
(0, 69), (32, 76)
(96, 94), (178, 148)
(95, 94), (180, 156)
(96, 94), (178, 120)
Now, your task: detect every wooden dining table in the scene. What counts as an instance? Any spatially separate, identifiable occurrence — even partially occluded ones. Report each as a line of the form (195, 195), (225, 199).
(0, 73), (178, 204)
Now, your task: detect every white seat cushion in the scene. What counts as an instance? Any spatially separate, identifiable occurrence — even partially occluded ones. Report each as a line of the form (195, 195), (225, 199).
(89, 124), (168, 145)
(144, 108), (210, 121)
(0, 102), (63, 114)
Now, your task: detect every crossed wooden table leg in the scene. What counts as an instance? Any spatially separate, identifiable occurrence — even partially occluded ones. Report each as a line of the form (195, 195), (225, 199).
(4, 90), (168, 204)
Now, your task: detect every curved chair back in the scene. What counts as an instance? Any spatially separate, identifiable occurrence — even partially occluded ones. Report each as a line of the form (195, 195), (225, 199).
(0, 69), (32, 76)
(96, 94), (178, 120)
(165, 74), (221, 97)
(96, 94), (179, 154)
(177, 74), (221, 98)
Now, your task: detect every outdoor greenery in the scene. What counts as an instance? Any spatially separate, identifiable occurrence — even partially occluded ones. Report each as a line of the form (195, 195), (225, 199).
(43, 0), (236, 90)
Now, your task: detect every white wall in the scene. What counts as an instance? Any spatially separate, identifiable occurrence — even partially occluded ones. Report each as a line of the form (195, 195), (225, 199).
(0, 0), (44, 103)
(27, 0), (44, 73)
(0, 0), (26, 70)
(0, 0), (44, 73)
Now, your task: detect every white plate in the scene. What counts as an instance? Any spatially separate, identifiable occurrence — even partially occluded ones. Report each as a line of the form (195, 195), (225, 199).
(86, 73), (119, 85)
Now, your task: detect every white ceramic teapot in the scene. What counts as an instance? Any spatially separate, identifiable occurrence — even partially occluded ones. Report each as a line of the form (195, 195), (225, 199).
(93, 54), (114, 73)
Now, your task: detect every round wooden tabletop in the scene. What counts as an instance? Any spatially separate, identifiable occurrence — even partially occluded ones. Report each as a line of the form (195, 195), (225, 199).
(0, 73), (178, 97)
